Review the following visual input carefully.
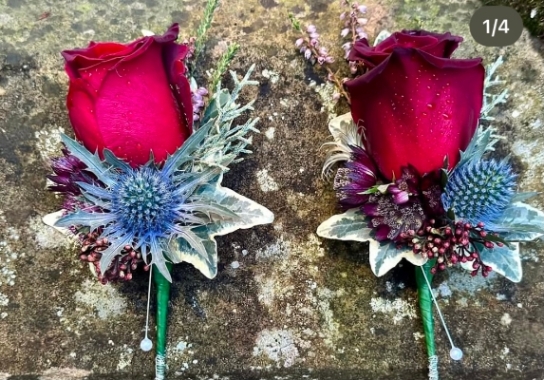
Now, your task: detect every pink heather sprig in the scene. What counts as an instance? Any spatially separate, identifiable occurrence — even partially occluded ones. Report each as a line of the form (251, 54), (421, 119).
(182, 35), (207, 122)
(191, 86), (208, 121)
(183, 36), (197, 59)
(340, 1), (368, 45)
(290, 15), (351, 103)
(340, 1), (368, 76)
(295, 24), (335, 66)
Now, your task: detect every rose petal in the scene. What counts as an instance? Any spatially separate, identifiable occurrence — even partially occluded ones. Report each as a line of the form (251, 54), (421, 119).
(93, 42), (187, 166)
(349, 30), (463, 68)
(61, 24), (192, 167)
(163, 43), (193, 132)
(66, 78), (105, 153)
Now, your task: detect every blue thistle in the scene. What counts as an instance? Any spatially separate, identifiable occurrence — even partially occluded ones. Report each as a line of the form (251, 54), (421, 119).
(54, 126), (239, 282)
(111, 168), (180, 237)
(441, 159), (517, 225)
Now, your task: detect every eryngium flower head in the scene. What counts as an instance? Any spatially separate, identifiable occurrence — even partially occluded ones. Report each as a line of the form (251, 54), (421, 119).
(334, 146), (377, 208)
(111, 168), (179, 237)
(53, 133), (238, 282)
(442, 159), (517, 224)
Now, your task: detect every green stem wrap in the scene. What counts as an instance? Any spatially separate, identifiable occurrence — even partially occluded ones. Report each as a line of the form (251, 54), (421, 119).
(415, 260), (439, 380)
(153, 263), (172, 380)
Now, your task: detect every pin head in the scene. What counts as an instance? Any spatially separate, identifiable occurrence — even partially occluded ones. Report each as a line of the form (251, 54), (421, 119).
(140, 337), (153, 352)
(450, 346), (463, 361)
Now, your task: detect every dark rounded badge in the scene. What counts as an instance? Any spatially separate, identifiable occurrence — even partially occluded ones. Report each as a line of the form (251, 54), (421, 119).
(470, 6), (523, 47)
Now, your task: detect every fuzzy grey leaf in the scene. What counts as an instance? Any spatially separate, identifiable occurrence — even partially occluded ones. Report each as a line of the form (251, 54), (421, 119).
(189, 68), (260, 170)
(201, 90), (231, 123)
(162, 122), (213, 176)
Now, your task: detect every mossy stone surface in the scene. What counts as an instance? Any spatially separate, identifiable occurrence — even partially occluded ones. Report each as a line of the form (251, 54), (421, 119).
(0, 0), (543, 379)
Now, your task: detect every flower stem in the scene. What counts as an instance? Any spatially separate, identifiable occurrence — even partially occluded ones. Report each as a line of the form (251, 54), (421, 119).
(209, 43), (239, 96)
(190, 0), (220, 74)
(415, 259), (439, 380)
(153, 262), (172, 380)
(304, 41), (351, 103)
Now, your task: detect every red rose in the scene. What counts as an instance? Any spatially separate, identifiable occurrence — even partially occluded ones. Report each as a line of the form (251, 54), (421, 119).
(346, 30), (484, 180)
(62, 24), (193, 167)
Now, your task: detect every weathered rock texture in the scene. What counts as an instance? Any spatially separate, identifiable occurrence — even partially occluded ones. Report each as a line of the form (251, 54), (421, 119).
(0, 0), (543, 379)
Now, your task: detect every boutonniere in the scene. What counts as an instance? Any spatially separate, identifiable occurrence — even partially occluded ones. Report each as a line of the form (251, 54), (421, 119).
(292, 7), (544, 380)
(44, 7), (273, 378)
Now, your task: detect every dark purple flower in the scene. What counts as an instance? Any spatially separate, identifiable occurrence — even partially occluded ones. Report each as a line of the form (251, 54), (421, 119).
(47, 148), (103, 212)
(334, 146), (377, 208)
(361, 166), (443, 242)
(420, 171), (445, 217)
(365, 192), (426, 241)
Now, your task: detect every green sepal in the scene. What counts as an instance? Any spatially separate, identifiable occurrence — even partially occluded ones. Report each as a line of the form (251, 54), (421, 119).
(440, 168), (449, 189)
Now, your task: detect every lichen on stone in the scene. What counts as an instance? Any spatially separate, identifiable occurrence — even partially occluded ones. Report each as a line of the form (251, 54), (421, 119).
(73, 279), (127, 320)
(369, 297), (417, 324)
(252, 328), (300, 368)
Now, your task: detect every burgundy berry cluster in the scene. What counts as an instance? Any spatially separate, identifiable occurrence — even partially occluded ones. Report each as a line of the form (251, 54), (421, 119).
(399, 220), (498, 277)
(79, 230), (144, 284)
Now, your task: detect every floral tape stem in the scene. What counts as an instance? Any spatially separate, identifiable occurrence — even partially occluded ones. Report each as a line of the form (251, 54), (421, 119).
(154, 262), (172, 380)
(415, 259), (437, 379)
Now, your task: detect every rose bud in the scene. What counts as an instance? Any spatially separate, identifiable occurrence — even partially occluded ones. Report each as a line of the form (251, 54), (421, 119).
(61, 24), (193, 167)
(345, 30), (484, 180)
